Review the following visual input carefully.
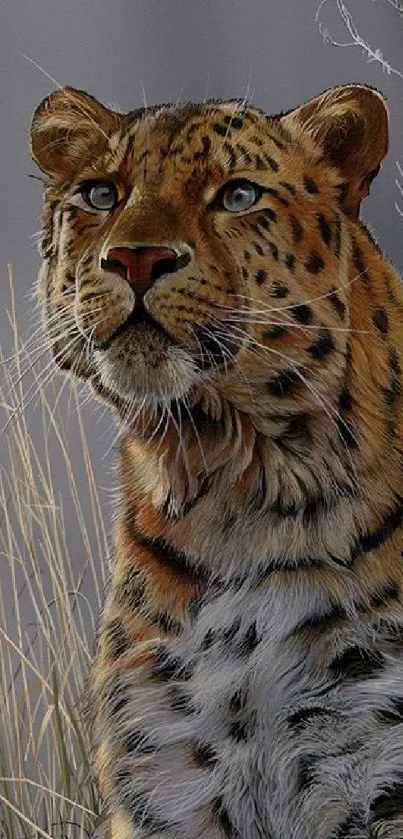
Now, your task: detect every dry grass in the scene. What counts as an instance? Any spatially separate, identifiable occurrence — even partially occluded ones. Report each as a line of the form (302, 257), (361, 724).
(0, 269), (109, 838)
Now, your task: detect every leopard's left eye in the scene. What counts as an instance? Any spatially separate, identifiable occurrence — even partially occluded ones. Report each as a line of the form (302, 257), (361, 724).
(216, 179), (262, 213)
(72, 179), (119, 212)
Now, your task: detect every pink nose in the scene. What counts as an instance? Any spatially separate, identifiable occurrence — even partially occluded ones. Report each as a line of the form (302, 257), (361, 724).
(105, 246), (179, 297)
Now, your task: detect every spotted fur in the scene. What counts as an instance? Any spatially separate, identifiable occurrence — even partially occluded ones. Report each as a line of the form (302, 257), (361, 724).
(31, 83), (403, 839)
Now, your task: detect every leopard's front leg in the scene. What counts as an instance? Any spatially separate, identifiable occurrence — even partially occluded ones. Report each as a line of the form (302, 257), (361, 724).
(91, 627), (232, 839)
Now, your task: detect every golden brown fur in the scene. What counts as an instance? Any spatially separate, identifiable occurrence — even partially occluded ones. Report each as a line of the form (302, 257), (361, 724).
(30, 83), (403, 838)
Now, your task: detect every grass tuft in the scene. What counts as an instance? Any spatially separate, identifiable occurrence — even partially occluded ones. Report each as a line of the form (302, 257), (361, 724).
(0, 268), (108, 838)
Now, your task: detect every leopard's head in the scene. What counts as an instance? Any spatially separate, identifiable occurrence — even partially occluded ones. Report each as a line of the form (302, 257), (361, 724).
(30, 84), (388, 434)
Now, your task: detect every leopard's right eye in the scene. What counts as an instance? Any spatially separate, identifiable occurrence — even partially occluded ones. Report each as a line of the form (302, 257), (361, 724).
(211, 178), (263, 213)
(72, 180), (119, 212)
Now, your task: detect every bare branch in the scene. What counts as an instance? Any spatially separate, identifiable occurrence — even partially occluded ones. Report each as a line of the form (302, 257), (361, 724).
(381, 0), (403, 17)
(316, 0), (403, 79)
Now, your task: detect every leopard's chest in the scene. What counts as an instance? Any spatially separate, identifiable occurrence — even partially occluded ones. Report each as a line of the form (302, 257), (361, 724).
(97, 578), (403, 838)
(99, 581), (332, 835)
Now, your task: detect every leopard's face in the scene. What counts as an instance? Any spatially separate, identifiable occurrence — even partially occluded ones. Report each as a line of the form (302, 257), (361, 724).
(31, 85), (388, 429)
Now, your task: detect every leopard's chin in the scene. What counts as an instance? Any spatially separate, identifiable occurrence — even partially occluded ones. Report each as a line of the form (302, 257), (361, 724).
(92, 324), (200, 413)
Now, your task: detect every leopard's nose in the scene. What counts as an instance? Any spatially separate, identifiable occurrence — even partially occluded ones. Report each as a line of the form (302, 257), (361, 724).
(101, 246), (189, 297)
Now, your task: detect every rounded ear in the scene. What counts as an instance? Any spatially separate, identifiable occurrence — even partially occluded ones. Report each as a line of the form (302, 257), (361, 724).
(30, 87), (121, 179)
(281, 84), (389, 218)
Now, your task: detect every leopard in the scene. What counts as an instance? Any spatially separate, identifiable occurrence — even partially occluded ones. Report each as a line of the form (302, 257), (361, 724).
(30, 82), (403, 839)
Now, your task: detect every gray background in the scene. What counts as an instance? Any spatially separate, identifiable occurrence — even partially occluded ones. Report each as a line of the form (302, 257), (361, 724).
(1, 0), (402, 608)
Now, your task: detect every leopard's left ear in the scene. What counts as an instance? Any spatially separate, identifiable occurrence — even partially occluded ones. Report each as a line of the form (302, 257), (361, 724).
(30, 86), (121, 180)
(280, 84), (389, 218)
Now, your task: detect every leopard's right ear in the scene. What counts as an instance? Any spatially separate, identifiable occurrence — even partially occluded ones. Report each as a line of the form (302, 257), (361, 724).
(30, 87), (121, 179)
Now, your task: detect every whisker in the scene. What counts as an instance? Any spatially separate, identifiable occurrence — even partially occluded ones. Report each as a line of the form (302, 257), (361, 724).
(226, 264), (368, 317)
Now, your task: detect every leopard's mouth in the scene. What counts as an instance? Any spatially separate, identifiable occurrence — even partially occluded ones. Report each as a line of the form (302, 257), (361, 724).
(93, 299), (176, 352)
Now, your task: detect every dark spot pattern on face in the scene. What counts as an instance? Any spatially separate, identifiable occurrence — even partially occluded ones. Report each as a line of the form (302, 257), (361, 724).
(268, 242), (279, 260)
(257, 215), (271, 231)
(264, 154), (279, 172)
(223, 115), (243, 129)
(271, 282), (289, 298)
(285, 253), (295, 271)
(389, 347), (401, 377)
(263, 325), (288, 340)
(290, 215), (304, 243)
(291, 303), (313, 324)
(373, 307), (389, 336)
(383, 347), (401, 408)
(317, 214), (332, 246)
(328, 287), (346, 320)
(193, 323), (235, 370)
(329, 646), (384, 680)
(305, 252), (325, 273)
(264, 187), (290, 207)
(213, 123), (229, 137)
(334, 217), (342, 258)
(307, 327), (335, 360)
(337, 182), (350, 205)
(255, 155), (266, 171)
(280, 181), (297, 196)
(254, 243), (264, 256)
(255, 269), (267, 286)
(339, 388), (352, 412)
(235, 143), (252, 164)
(352, 239), (370, 287)
(269, 131), (286, 149)
(194, 135), (212, 160)
(386, 274), (402, 307)
(262, 207), (277, 223)
(267, 370), (302, 396)
(223, 142), (237, 170)
(303, 176), (319, 194)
